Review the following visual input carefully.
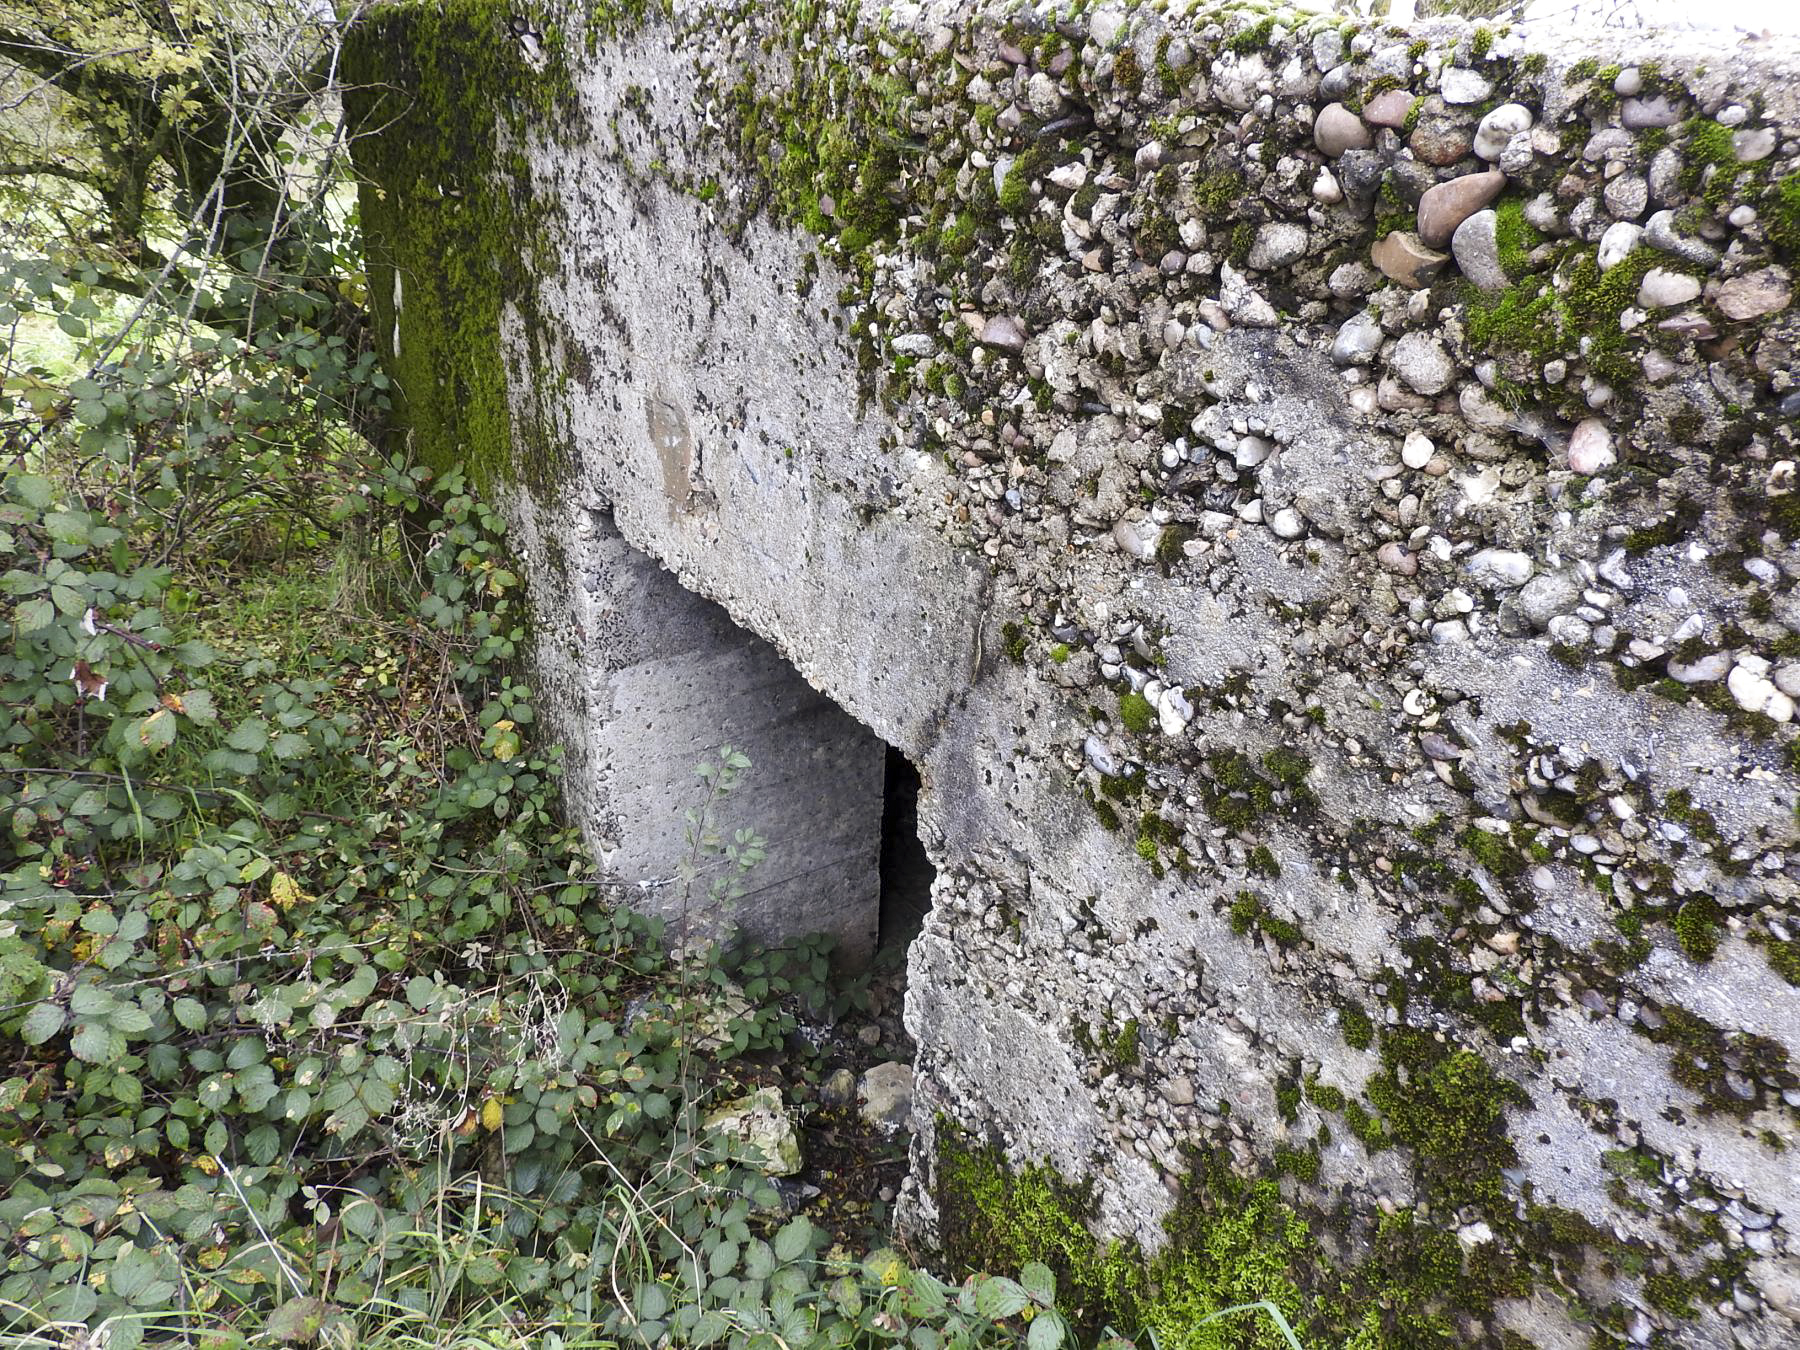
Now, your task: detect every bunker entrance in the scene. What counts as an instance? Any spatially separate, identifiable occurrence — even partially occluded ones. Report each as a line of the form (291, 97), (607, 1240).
(879, 747), (934, 957)
(575, 512), (932, 969)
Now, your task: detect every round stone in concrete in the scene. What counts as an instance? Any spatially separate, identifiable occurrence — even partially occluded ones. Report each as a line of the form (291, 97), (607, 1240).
(1417, 170), (1505, 248)
(1248, 221), (1309, 270)
(1363, 88), (1413, 127)
(1314, 102), (1371, 156)
(1439, 67), (1492, 104)
(1371, 231), (1449, 289)
(1474, 103), (1533, 162)
(1392, 331), (1455, 396)
(1622, 94), (1682, 129)
(1451, 209), (1507, 292)
(1717, 267), (1792, 320)
(1636, 268), (1701, 309)
(1567, 418), (1616, 474)
(1409, 98), (1475, 166)
(1598, 221), (1642, 271)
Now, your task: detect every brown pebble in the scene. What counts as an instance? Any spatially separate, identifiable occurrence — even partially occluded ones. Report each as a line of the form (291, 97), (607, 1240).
(1416, 170), (1505, 248)
(1364, 88), (1414, 128)
(1371, 231), (1450, 289)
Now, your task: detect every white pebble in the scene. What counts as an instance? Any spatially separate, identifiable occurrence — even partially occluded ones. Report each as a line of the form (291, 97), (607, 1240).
(1567, 418), (1616, 475)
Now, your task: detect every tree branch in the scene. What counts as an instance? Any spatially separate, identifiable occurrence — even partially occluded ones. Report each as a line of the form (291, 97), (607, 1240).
(0, 158), (97, 183)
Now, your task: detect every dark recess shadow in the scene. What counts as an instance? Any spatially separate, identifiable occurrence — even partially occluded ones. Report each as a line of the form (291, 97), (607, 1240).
(878, 746), (934, 957)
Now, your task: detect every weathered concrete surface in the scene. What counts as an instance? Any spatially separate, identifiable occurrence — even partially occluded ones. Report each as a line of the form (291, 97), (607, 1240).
(352, 0), (1800, 1342)
(512, 505), (889, 960)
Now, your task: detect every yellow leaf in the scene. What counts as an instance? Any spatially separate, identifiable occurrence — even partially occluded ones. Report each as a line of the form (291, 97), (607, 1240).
(269, 871), (307, 909)
(138, 707), (170, 745)
(480, 1098), (503, 1132)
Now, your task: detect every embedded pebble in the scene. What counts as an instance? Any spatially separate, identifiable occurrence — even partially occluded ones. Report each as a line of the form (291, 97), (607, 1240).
(1716, 268), (1792, 321)
(1567, 419), (1616, 475)
(1417, 171), (1505, 248)
(1451, 209), (1506, 292)
(1474, 103), (1533, 162)
(1248, 222), (1309, 270)
(1313, 102), (1371, 156)
(1439, 67), (1492, 104)
(1409, 101), (1474, 166)
(1598, 221), (1642, 271)
(1392, 331), (1455, 395)
(1157, 686), (1195, 736)
(1518, 572), (1582, 629)
(1467, 548), (1535, 588)
(1363, 88), (1414, 127)
(1636, 268), (1701, 309)
(1372, 231), (1449, 289)
(1645, 209), (1719, 268)
(1668, 651), (1732, 684)
(1729, 663), (1780, 715)
(1603, 175), (1649, 221)
(1378, 541), (1418, 576)
(1733, 127), (1777, 163)
(979, 315), (1027, 351)
(1112, 517), (1161, 560)
(1621, 94), (1682, 129)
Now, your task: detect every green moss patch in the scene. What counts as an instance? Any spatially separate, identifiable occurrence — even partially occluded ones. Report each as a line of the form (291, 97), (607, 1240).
(345, 0), (586, 492)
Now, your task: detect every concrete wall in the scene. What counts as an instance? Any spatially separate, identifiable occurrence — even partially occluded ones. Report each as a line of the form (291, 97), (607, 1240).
(352, 1), (1800, 1343)
(511, 505), (888, 961)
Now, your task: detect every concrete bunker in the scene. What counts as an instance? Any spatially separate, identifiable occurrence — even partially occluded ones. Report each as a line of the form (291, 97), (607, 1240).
(351, 0), (1800, 1339)
(527, 507), (933, 968)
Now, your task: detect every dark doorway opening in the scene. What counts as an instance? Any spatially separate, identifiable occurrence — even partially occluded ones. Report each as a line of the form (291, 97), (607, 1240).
(878, 747), (934, 955)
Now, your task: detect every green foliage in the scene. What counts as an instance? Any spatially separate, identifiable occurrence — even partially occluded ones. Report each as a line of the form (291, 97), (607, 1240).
(1460, 824), (1523, 878)
(1672, 897), (1723, 962)
(2, 452), (653, 1328)
(0, 219), (932, 1344)
(1490, 197), (1541, 281)
(1112, 47), (1144, 93)
(1765, 935), (1800, 986)
(0, 426), (1106, 1346)
(1004, 620), (1030, 665)
(1226, 16), (1279, 54)
(1261, 748), (1311, 789)
(1247, 845), (1282, 879)
(937, 1138), (1145, 1335)
(938, 1137), (1311, 1350)
(1151, 1169), (1311, 1350)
